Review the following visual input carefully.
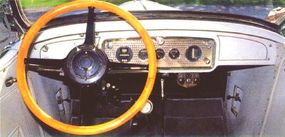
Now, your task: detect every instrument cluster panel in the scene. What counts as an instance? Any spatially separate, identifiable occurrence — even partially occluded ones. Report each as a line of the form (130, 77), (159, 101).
(103, 37), (216, 69)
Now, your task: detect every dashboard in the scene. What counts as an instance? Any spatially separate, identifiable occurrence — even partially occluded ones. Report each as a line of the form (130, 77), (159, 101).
(27, 12), (284, 73)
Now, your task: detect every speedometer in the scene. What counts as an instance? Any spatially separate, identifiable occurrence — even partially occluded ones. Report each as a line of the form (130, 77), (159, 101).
(116, 47), (133, 62)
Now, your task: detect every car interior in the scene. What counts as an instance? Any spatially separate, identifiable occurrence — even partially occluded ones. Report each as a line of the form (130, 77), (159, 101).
(1, 0), (285, 137)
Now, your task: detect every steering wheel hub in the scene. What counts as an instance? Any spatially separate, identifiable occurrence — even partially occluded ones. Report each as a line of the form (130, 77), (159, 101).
(65, 49), (107, 84)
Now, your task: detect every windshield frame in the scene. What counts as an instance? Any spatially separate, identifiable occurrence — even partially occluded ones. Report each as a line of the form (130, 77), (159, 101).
(44, 10), (279, 33)
(2, 0), (283, 34)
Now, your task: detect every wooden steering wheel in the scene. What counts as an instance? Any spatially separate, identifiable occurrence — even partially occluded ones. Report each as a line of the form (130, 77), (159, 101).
(16, 0), (157, 135)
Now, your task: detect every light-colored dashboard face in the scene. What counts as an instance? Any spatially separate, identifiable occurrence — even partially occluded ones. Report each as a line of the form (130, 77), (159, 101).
(28, 19), (284, 73)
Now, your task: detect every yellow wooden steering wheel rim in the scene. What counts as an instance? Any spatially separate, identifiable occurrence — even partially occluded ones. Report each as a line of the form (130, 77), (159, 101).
(16, 0), (157, 135)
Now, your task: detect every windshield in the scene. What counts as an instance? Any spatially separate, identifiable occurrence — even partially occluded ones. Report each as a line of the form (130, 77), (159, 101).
(19, 0), (285, 22)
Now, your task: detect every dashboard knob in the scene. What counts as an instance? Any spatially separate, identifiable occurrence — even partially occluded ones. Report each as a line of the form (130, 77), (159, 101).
(169, 48), (180, 59)
(138, 49), (148, 60)
(186, 45), (202, 61)
(156, 48), (165, 60)
(140, 100), (153, 114)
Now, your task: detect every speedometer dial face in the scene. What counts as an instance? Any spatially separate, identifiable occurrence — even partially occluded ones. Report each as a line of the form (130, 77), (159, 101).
(116, 47), (133, 62)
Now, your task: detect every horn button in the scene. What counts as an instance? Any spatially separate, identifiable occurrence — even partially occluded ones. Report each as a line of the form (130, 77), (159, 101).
(65, 48), (108, 84)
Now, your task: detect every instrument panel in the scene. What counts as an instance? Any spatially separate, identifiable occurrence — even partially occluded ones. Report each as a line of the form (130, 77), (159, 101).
(103, 37), (216, 69)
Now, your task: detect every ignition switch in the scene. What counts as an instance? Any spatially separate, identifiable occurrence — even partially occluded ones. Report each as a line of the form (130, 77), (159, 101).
(176, 73), (200, 88)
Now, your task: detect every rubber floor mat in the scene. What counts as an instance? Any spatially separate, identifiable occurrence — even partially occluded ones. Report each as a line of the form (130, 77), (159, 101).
(164, 98), (227, 137)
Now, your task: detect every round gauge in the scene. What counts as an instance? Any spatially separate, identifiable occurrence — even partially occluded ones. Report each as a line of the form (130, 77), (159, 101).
(116, 47), (133, 62)
(186, 45), (202, 62)
(169, 48), (180, 59)
(156, 48), (165, 60)
(138, 49), (148, 60)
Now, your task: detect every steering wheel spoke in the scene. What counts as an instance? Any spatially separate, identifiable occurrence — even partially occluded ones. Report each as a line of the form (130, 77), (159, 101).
(25, 58), (64, 74)
(81, 7), (96, 48)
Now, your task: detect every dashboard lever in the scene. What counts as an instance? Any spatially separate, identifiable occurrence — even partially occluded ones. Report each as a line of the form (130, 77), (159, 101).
(227, 95), (241, 102)
(108, 62), (148, 70)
